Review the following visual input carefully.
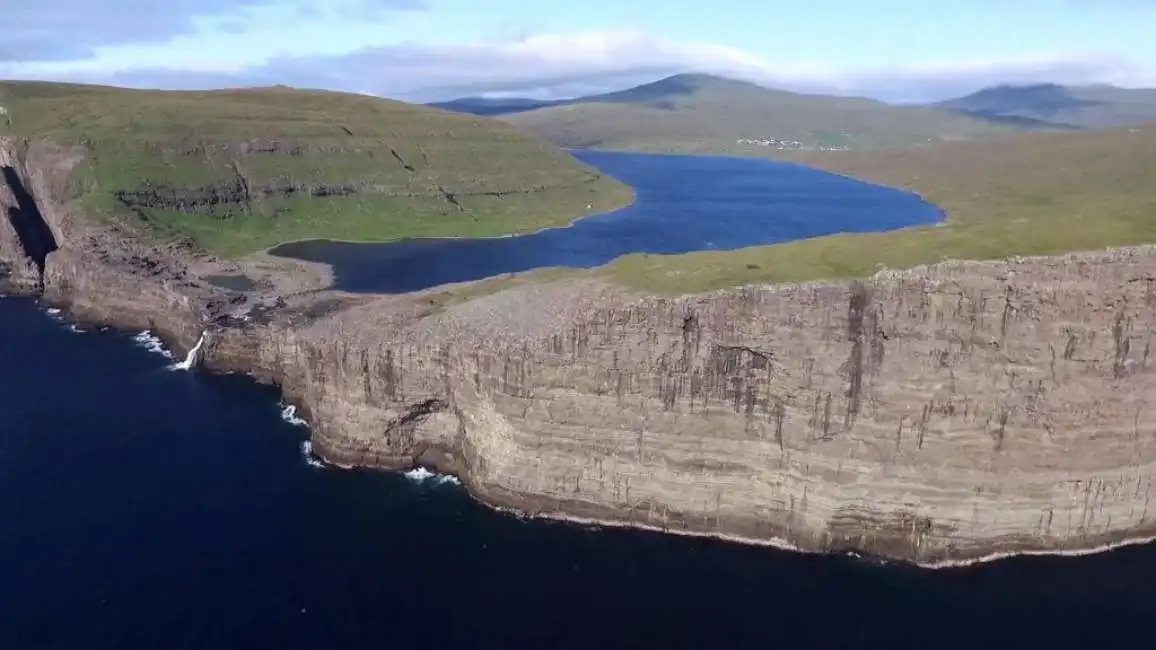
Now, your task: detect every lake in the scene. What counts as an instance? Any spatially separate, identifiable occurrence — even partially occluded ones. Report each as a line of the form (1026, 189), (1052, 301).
(270, 151), (943, 293)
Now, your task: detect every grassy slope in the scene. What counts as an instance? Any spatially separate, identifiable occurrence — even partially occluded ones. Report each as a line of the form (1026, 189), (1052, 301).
(502, 74), (1023, 154)
(595, 125), (1156, 294)
(0, 81), (633, 256)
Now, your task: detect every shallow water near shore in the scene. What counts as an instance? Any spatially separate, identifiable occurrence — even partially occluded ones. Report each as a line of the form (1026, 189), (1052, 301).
(3, 296), (1156, 649)
(270, 151), (944, 293)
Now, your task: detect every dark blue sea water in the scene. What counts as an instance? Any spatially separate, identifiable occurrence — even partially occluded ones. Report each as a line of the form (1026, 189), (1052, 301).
(270, 151), (944, 293)
(3, 298), (1156, 650)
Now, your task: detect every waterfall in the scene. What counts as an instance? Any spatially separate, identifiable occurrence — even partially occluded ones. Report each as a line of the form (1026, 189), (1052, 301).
(173, 330), (207, 371)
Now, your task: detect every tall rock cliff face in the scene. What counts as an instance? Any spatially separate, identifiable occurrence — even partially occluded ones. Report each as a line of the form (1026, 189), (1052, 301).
(0, 137), (50, 291)
(4, 134), (1156, 566)
(1, 136), (226, 348)
(211, 250), (1156, 566)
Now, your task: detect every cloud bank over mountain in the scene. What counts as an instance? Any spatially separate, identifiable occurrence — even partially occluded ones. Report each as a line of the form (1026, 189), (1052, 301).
(1, 1), (1153, 103)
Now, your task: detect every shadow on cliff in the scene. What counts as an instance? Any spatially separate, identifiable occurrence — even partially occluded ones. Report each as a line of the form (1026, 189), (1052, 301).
(2, 165), (58, 273)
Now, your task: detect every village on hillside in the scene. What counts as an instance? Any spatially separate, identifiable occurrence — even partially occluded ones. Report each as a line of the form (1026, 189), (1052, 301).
(736, 137), (850, 151)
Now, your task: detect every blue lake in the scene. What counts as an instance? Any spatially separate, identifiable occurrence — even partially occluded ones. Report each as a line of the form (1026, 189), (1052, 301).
(271, 151), (943, 293)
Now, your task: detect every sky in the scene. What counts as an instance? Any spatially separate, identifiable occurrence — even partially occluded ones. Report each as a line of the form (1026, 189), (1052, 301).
(1, 0), (1154, 103)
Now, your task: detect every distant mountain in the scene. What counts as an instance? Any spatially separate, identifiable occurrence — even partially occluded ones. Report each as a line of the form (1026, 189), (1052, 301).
(937, 83), (1156, 129)
(485, 73), (1031, 154)
(428, 96), (569, 116)
(427, 75), (769, 117)
(571, 73), (769, 109)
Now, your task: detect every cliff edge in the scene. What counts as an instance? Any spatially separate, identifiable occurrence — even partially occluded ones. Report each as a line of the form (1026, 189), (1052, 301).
(5, 107), (1156, 566)
(202, 248), (1156, 566)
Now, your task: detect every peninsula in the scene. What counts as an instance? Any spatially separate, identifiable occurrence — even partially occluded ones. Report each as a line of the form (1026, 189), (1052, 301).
(4, 80), (1156, 567)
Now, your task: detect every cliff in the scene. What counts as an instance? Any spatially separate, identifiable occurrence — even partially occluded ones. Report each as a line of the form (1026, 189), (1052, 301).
(204, 249), (1156, 566)
(5, 133), (1156, 567)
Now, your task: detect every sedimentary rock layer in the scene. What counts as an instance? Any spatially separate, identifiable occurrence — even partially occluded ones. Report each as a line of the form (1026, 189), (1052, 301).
(5, 134), (1156, 566)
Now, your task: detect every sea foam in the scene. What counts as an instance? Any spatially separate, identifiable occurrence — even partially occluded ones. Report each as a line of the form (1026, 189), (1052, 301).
(280, 404), (308, 427)
(299, 440), (325, 469)
(404, 467), (461, 486)
(132, 330), (174, 359)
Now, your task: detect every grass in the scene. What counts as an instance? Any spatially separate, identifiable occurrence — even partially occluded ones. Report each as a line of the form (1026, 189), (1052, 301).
(417, 267), (579, 311)
(0, 80), (634, 257)
(592, 125), (1156, 295)
(502, 73), (1026, 154)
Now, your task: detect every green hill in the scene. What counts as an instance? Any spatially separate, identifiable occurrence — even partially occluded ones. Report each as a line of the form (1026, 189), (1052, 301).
(499, 73), (1032, 154)
(937, 83), (1156, 129)
(0, 81), (633, 256)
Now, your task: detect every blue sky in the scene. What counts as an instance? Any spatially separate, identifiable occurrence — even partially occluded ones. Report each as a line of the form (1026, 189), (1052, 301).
(1, 0), (1154, 102)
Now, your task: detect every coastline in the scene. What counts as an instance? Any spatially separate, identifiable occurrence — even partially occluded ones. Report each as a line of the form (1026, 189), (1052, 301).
(8, 134), (1156, 571)
(300, 443), (1156, 572)
(526, 506), (1156, 572)
(15, 236), (1156, 570)
(8, 286), (1156, 575)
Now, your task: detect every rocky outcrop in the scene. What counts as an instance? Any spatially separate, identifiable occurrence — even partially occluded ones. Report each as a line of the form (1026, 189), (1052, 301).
(5, 133), (1156, 567)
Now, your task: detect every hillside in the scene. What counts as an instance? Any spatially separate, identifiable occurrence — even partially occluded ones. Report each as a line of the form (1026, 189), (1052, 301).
(0, 81), (633, 256)
(596, 124), (1156, 293)
(938, 83), (1156, 129)
(498, 73), (1029, 154)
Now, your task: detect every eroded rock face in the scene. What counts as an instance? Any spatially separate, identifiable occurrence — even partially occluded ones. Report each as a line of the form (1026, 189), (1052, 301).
(0, 138), (45, 290)
(5, 133), (1156, 566)
(236, 250), (1156, 565)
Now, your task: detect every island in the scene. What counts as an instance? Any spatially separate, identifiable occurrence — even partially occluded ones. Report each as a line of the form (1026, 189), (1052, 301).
(3, 80), (1156, 567)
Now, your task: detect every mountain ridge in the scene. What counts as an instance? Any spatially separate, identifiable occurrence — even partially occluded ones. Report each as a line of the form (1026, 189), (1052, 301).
(476, 73), (1030, 153)
(937, 82), (1156, 129)
(432, 74), (1156, 153)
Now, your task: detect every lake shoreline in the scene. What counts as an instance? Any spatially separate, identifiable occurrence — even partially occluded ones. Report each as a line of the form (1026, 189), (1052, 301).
(267, 150), (944, 294)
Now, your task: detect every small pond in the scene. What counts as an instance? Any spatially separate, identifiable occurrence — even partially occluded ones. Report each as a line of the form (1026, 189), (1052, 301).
(204, 273), (259, 292)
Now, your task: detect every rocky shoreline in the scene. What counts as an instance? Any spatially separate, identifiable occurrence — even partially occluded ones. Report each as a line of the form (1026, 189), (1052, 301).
(7, 134), (1156, 568)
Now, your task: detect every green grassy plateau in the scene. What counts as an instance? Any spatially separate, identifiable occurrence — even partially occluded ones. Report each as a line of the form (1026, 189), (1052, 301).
(0, 81), (633, 256)
(595, 125), (1156, 294)
(501, 73), (1027, 154)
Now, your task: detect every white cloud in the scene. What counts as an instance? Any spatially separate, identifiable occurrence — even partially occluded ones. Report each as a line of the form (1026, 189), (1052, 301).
(0, 0), (425, 63)
(826, 52), (1156, 102)
(4, 28), (1153, 103)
